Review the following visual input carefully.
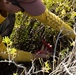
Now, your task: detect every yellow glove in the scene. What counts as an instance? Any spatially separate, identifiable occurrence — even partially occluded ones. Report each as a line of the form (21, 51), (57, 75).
(0, 14), (6, 24)
(25, 9), (75, 39)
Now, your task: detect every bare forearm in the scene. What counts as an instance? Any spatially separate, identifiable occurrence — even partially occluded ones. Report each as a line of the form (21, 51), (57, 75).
(4, 3), (21, 13)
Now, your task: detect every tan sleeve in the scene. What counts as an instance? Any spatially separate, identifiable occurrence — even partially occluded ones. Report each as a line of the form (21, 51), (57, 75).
(0, 14), (5, 24)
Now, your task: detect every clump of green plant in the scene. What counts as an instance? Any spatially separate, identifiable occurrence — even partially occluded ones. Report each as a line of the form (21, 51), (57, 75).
(2, 36), (17, 61)
(10, 0), (74, 72)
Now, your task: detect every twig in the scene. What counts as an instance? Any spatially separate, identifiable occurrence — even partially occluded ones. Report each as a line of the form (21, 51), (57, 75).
(0, 60), (27, 74)
(26, 59), (35, 75)
(62, 62), (73, 75)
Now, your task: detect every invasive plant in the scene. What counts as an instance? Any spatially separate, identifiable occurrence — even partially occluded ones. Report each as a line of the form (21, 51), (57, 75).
(2, 36), (17, 61)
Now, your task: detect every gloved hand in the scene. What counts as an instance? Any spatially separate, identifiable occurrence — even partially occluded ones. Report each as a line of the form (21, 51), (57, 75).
(0, 35), (2, 43)
(33, 50), (51, 59)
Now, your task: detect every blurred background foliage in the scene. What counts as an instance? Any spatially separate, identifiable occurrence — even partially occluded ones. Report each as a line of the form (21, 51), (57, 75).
(10, 0), (76, 60)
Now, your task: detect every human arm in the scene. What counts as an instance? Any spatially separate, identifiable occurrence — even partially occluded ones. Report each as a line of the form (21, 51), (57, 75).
(0, 0), (21, 13)
(0, 42), (49, 62)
